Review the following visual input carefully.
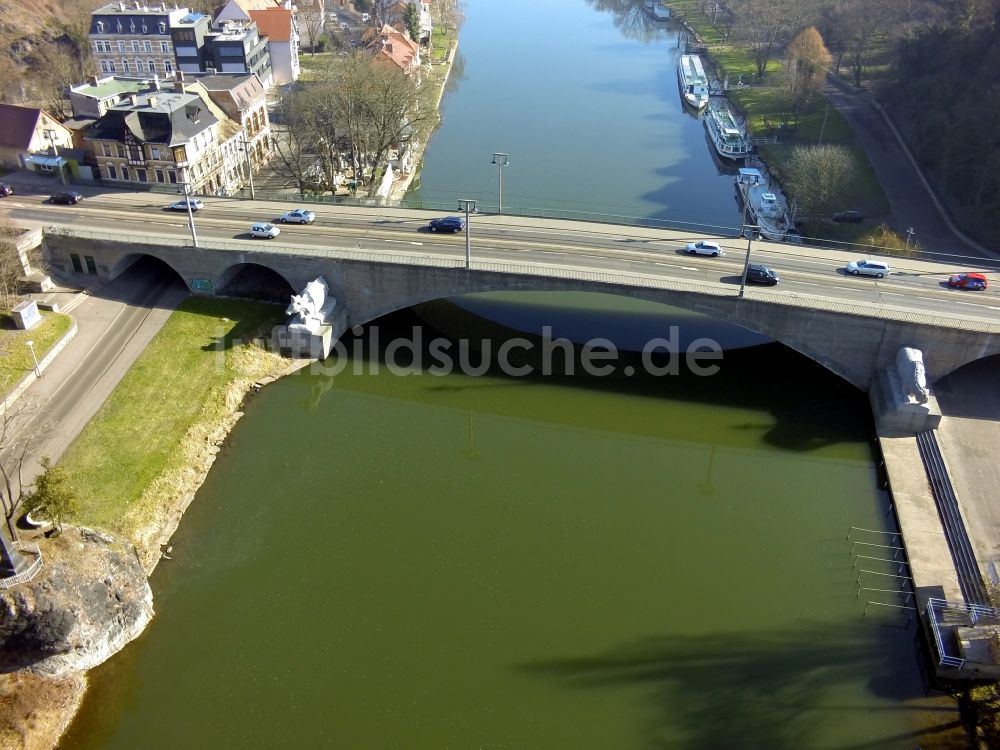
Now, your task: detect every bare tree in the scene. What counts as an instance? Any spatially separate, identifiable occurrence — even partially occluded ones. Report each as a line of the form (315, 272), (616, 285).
(34, 40), (88, 120)
(0, 221), (27, 313)
(0, 400), (41, 538)
(731, 0), (798, 78)
(783, 144), (857, 217)
(299, 4), (327, 54)
(435, 0), (465, 34)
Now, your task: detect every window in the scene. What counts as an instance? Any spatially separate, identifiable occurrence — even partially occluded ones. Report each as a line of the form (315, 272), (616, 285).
(100, 59), (115, 73)
(148, 59), (156, 72)
(135, 59), (143, 73)
(116, 21), (123, 33)
(132, 41), (140, 52)
(70, 254), (83, 273)
(92, 41), (100, 54)
(164, 60), (173, 73)
(116, 144), (126, 158)
(118, 40), (125, 52)
(129, 21), (136, 33)
(168, 170), (177, 183)
(159, 22), (166, 33)
(102, 143), (112, 157)
(149, 145), (161, 160)
(144, 40), (151, 52)
(137, 169), (147, 183)
(155, 169), (164, 182)
(121, 166), (130, 181)
(107, 164), (118, 180)
(141, 23), (148, 34)
(95, 21), (104, 32)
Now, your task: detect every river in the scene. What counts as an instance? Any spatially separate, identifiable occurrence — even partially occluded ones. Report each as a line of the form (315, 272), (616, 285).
(62, 1), (961, 748)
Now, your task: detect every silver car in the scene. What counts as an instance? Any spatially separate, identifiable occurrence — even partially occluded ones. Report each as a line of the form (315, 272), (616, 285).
(685, 240), (724, 257)
(279, 209), (315, 224)
(250, 222), (280, 239)
(846, 260), (889, 278)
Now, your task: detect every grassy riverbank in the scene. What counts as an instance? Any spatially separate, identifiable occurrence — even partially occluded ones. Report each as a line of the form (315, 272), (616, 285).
(666, 0), (891, 246)
(59, 297), (288, 561)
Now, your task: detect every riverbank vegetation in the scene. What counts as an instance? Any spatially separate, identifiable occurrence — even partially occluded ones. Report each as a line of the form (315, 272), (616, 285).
(665, 0), (1000, 249)
(58, 297), (287, 557)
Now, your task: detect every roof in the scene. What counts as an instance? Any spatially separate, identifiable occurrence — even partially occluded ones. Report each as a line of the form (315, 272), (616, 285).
(0, 104), (44, 150)
(234, 0), (284, 10)
(72, 77), (149, 100)
(249, 7), (293, 42)
(86, 92), (218, 147)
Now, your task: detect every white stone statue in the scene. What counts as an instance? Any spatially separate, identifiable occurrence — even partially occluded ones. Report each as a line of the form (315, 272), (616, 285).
(896, 347), (930, 404)
(286, 277), (336, 334)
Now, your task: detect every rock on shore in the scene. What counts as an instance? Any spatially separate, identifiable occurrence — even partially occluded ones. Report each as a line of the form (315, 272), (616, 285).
(0, 527), (153, 677)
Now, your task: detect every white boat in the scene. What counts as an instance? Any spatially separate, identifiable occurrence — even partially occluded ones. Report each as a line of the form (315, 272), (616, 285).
(677, 54), (709, 110)
(735, 167), (794, 241)
(704, 102), (752, 161)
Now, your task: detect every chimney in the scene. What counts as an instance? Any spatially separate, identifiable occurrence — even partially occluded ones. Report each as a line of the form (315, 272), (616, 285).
(129, 94), (139, 106)
(148, 96), (157, 108)
(152, 74), (160, 91)
(88, 75), (99, 86)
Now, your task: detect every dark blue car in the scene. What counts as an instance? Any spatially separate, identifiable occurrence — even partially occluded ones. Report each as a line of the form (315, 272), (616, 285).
(49, 190), (83, 205)
(428, 216), (465, 233)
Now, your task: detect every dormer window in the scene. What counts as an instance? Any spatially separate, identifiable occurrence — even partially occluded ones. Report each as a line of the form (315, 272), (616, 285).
(141, 23), (148, 33)
(96, 21), (104, 32)
(116, 21), (123, 33)
(129, 22), (136, 33)
(158, 22), (165, 33)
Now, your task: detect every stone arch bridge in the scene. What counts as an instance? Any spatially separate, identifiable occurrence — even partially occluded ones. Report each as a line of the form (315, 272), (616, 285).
(42, 231), (1000, 391)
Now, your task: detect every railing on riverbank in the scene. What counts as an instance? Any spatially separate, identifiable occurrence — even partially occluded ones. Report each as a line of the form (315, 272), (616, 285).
(0, 540), (43, 589)
(848, 526), (916, 626)
(926, 598), (1000, 669)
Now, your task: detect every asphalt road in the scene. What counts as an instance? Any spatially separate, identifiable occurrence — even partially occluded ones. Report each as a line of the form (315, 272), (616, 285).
(5, 187), (1000, 328)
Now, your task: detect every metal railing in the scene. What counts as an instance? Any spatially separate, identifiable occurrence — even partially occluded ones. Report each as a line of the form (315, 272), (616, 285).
(0, 540), (43, 589)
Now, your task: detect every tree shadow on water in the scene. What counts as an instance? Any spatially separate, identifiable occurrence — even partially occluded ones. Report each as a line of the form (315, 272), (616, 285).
(517, 624), (964, 750)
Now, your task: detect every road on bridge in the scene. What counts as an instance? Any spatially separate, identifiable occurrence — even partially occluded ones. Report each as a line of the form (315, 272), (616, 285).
(4, 186), (1000, 327)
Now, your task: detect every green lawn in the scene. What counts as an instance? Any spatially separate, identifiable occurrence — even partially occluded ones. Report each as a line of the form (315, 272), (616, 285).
(59, 297), (287, 538)
(0, 311), (73, 394)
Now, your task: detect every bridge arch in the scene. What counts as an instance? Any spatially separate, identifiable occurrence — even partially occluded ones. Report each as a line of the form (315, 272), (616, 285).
(109, 252), (186, 284)
(215, 262), (295, 303)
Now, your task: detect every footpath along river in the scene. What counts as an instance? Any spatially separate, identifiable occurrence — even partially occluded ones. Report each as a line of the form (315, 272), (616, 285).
(62, 0), (964, 747)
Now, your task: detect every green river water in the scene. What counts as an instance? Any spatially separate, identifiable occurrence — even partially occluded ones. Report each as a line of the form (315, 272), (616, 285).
(62, 297), (957, 749)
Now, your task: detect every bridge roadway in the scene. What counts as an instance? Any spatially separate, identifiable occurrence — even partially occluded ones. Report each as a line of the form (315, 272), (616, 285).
(5, 188), (1000, 327)
(5, 188), (1000, 321)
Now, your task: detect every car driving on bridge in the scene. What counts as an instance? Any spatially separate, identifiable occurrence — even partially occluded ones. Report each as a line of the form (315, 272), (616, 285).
(279, 209), (315, 224)
(428, 216), (465, 233)
(49, 190), (83, 205)
(947, 272), (988, 290)
(168, 197), (204, 212)
(746, 263), (780, 285)
(685, 240), (724, 257)
(250, 222), (280, 239)
(846, 259), (890, 278)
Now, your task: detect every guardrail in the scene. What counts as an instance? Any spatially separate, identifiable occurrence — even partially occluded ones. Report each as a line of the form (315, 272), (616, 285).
(0, 540), (43, 589)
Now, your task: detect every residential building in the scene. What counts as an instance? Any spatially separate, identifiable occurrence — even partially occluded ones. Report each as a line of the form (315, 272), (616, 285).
(84, 87), (230, 194)
(0, 104), (74, 172)
(363, 23), (421, 75)
(215, 0), (300, 84)
(89, 1), (191, 77)
(68, 76), (152, 119)
(172, 12), (273, 86)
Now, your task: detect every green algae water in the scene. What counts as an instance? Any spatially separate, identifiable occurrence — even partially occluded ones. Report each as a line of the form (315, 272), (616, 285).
(62, 297), (959, 749)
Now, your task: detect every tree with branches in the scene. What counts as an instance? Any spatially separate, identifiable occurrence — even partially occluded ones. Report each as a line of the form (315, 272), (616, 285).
(0, 400), (42, 539)
(783, 144), (857, 218)
(782, 27), (832, 121)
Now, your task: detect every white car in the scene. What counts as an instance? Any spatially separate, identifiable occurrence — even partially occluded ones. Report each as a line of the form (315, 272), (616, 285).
(250, 222), (280, 239)
(168, 197), (204, 211)
(279, 209), (315, 224)
(685, 240), (724, 257)
(846, 259), (890, 278)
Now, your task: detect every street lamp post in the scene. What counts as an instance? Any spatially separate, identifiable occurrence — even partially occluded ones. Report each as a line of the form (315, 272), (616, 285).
(458, 199), (477, 268)
(242, 137), (256, 200)
(737, 171), (761, 299)
(25, 340), (40, 378)
(905, 227), (915, 251)
(490, 152), (509, 215)
(181, 180), (199, 247)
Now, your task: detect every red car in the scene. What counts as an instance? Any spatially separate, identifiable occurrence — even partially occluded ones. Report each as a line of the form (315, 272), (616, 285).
(947, 272), (988, 290)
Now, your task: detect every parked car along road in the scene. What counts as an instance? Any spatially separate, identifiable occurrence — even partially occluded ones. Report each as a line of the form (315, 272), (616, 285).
(428, 216), (466, 233)
(279, 209), (315, 224)
(685, 240), (724, 257)
(0, 183), (12, 197)
(832, 210), (864, 223)
(745, 263), (780, 285)
(948, 272), (988, 290)
(250, 222), (280, 239)
(846, 260), (890, 278)
(49, 190), (83, 205)
(168, 197), (204, 211)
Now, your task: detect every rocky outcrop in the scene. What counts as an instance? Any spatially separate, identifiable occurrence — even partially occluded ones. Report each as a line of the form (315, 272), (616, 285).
(0, 527), (153, 676)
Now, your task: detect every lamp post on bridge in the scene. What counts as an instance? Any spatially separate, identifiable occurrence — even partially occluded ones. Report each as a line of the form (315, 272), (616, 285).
(737, 169), (761, 299)
(490, 152), (509, 215)
(458, 199), (477, 268)
(181, 179), (199, 248)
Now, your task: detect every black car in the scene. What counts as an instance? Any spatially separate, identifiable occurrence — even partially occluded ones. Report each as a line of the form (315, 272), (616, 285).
(428, 215), (465, 233)
(50, 190), (83, 205)
(746, 263), (780, 285)
(0, 183), (12, 197)
(832, 210), (864, 223)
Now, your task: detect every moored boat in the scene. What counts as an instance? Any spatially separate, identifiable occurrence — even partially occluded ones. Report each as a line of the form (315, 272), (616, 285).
(735, 167), (794, 241)
(677, 54), (709, 110)
(705, 102), (752, 161)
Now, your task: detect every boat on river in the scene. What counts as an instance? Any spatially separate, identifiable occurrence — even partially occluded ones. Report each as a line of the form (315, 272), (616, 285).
(677, 54), (709, 110)
(735, 167), (795, 241)
(704, 102), (752, 161)
(644, 1), (670, 21)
